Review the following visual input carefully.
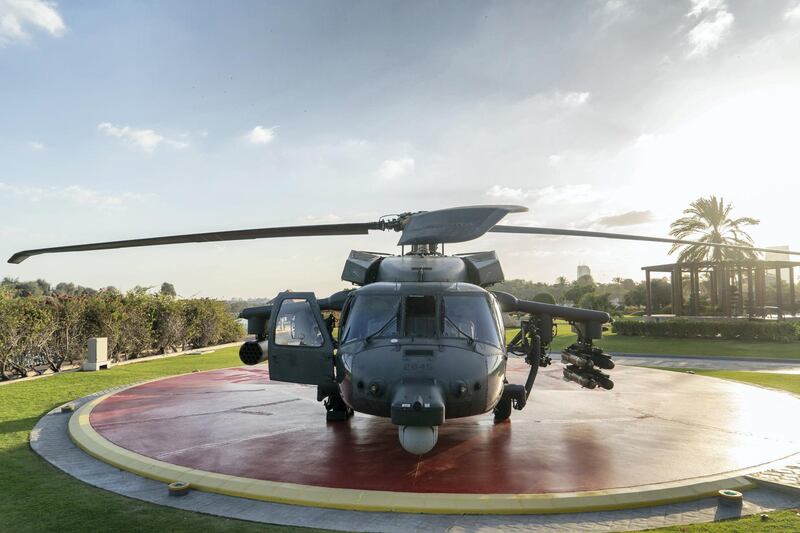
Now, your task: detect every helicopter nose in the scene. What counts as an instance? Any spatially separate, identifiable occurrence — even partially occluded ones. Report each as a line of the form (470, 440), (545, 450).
(390, 382), (445, 427)
(390, 381), (445, 454)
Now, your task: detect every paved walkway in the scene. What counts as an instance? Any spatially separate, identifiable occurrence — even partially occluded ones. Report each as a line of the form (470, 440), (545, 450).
(613, 353), (800, 372)
(750, 465), (800, 493)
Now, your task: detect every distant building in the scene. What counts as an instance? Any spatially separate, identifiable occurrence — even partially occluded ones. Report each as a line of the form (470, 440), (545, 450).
(577, 264), (591, 279)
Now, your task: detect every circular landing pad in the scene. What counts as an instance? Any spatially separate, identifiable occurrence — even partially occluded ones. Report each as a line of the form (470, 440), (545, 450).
(69, 360), (800, 514)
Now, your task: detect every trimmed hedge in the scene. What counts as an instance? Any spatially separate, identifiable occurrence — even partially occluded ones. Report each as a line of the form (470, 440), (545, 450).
(0, 290), (245, 380)
(612, 318), (800, 342)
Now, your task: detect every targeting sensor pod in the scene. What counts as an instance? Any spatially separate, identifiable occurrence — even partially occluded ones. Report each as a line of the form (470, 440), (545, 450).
(398, 425), (439, 455)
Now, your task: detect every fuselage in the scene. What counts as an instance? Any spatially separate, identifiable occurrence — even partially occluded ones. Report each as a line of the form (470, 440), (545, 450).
(335, 281), (507, 423)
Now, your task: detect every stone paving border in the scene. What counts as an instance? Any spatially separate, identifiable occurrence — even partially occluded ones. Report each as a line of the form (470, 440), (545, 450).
(30, 389), (800, 533)
(749, 465), (800, 497)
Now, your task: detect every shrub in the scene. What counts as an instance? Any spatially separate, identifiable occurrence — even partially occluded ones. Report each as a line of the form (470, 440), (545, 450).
(612, 318), (799, 342)
(0, 290), (245, 380)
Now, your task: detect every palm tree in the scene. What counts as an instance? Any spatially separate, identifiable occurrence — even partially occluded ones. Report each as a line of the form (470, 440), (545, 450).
(669, 196), (759, 262)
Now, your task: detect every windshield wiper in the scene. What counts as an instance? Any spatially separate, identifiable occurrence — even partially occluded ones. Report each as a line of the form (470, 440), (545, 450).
(444, 316), (475, 345)
(365, 316), (398, 343)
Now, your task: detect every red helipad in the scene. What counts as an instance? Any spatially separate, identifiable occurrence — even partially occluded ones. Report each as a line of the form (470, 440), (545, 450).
(70, 360), (800, 513)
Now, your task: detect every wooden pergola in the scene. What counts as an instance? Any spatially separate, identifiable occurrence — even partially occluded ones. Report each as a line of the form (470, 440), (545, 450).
(641, 260), (800, 317)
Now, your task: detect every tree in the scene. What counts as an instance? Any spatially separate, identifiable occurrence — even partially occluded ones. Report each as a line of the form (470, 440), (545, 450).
(532, 292), (556, 305)
(160, 282), (177, 297)
(669, 196), (759, 262)
(0, 277), (50, 297)
(624, 278), (672, 312)
(42, 296), (88, 372)
(565, 277), (595, 305)
(153, 295), (186, 353)
(577, 292), (613, 313)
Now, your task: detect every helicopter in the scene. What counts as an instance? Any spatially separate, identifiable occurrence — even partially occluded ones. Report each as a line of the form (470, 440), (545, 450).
(9, 205), (800, 454)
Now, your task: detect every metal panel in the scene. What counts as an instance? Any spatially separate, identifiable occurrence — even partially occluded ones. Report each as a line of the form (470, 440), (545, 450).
(341, 250), (383, 285)
(460, 251), (505, 286)
(267, 292), (335, 386)
(375, 256), (469, 283)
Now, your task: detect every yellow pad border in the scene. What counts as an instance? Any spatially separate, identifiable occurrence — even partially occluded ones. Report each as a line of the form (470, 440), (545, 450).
(69, 388), (760, 515)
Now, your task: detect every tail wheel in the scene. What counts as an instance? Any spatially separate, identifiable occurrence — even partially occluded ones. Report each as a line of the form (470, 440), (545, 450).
(493, 397), (512, 422)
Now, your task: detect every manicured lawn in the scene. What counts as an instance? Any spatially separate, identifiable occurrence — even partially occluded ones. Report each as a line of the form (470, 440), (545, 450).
(0, 346), (326, 533)
(506, 327), (800, 359)
(650, 510), (800, 532)
(651, 368), (800, 397)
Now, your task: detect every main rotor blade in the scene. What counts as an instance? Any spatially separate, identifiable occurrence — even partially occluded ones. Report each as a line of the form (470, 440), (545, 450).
(8, 222), (381, 264)
(398, 205), (527, 246)
(489, 225), (800, 257)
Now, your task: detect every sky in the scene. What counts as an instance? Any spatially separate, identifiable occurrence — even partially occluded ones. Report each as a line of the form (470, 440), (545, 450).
(1, 0), (799, 299)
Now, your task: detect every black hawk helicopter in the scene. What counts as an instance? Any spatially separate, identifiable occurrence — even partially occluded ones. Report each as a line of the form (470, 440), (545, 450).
(9, 205), (799, 454)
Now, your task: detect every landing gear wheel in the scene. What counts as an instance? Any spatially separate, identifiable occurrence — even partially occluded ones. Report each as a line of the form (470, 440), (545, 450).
(493, 397), (512, 423)
(324, 393), (353, 422)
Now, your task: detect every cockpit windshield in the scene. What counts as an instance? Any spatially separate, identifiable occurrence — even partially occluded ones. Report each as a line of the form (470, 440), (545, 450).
(340, 295), (400, 344)
(441, 295), (502, 347)
(340, 292), (503, 348)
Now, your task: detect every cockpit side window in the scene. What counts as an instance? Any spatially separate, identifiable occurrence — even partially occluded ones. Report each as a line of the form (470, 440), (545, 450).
(404, 295), (437, 337)
(340, 295), (400, 344)
(441, 295), (503, 348)
(273, 299), (324, 347)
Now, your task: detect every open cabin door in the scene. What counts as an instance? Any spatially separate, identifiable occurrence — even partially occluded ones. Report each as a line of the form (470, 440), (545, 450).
(267, 292), (335, 386)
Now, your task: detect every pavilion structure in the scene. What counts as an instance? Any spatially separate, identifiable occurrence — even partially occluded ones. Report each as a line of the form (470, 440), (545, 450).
(641, 260), (800, 317)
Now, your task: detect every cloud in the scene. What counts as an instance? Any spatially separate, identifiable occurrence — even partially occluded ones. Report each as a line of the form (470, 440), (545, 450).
(535, 184), (601, 205)
(377, 157), (415, 180)
(486, 185), (528, 200)
(0, 0), (65, 45)
(486, 184), (600, 205)
(686, 1), (733, 58)
(0, 182), (146, 210)
(603, 0), (629, 13)
(595, 210), (654, 227)
(687, 0), (726, 18)
(785, 1), (800, 21)
(27, 141), (44, 150)
(97, 122), (188, 152)
(595, 0), (637, 29)
(547, 154), (562, 166)
(302, 213), (342, 223)
(518, 90), (591, 112)
(559, 91), (590, 107)
(245, 125), (276, 145)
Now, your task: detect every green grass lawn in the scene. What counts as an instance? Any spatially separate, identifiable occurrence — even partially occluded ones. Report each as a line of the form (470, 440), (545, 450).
(649, 368), (800, 396)
(506, 327), (800, 360)
(2, 344), (799, 532)
(649, 511), (800, 532)
(0, 346), (325, 533)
